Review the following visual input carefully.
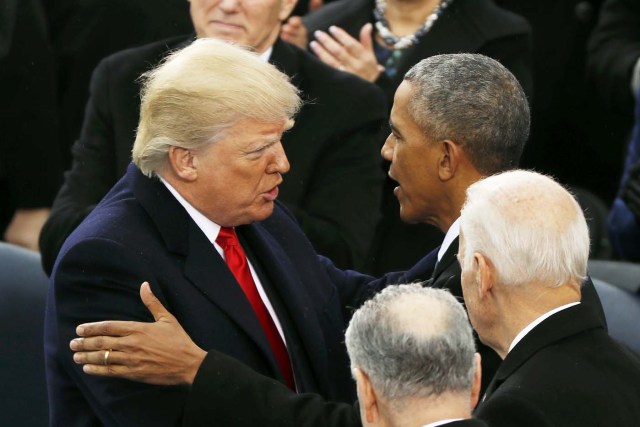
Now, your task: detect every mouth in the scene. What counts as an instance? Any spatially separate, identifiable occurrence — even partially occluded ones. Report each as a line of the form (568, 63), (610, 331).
(262, 186), (279, 202)
(209, 20), (244, 33)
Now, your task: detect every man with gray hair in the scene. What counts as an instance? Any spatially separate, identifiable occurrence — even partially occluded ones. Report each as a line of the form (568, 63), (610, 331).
(459, 170), (640, 426)
(345, 284), (487, 427)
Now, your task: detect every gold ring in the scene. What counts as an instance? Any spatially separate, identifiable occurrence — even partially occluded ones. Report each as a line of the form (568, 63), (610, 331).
(104, 349), (111, 366)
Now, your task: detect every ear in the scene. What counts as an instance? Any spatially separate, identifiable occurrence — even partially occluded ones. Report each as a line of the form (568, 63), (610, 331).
(168, 146), (198, 182)
(470, 353), (482, 410)
(475, 252), (495, 299)
(354, 368), (379, 424)
(438, 140), (461, 181)
(279, 0), (298, 20)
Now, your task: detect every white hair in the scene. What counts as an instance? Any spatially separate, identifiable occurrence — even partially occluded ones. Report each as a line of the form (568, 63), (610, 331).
(345, 284), (476, 404)
(460, 170), (590, 287)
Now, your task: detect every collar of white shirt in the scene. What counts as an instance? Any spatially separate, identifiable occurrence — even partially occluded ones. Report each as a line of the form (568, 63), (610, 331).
(422, 418), (464, 427)
(508, 301), (581, 354)
(437, 218), (460, 262)
(259, 46), (272, 62)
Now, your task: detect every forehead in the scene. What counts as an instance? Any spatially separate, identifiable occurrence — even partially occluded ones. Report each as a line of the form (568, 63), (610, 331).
(216, 118), (286, 146)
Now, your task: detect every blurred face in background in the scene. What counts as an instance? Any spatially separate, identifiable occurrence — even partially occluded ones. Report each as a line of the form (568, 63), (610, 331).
(189, 0), (296, 53)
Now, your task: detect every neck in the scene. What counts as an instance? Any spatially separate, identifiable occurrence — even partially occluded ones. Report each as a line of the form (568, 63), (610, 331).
(378, 392), (471, 427)
(383, 0), (441, 37)
(491, 280), (581, 359)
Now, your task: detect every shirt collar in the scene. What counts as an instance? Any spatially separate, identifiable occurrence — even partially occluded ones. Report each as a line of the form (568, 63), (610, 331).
(258, 46), (273, 62)
(438, 218), (460, 262)
(508, 302), (581, 353)
(422, 419), (464, 427)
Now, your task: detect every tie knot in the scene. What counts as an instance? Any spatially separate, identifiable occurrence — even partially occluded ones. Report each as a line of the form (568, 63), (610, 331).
(216, 226), (239, 248)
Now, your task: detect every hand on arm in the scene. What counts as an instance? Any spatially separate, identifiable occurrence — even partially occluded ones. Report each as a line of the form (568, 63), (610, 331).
(310, 23), (384, 82)
(70, 282), (207, 386)
(3, 207), (50, 251)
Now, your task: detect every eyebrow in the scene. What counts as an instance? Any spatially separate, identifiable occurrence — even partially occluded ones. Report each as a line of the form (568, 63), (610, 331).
(389, 120), (403, 139)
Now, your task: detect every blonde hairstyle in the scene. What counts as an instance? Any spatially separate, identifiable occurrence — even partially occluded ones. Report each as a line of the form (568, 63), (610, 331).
(460, 170), (589, 288)
(132, 38), (301, 177)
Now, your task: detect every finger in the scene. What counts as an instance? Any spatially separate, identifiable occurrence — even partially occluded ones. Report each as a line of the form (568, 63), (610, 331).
(140, 282), (174, 322)
(70, 335), (124, 352)
(73, 349), (127, 367)
(310, 39), (342, 69)
(82, 363), (134, 378)
(359, 23), (374, 52)
(76, 320), (133, 338)
(313, 31), (350, 63)
(327, 26), (362, 55)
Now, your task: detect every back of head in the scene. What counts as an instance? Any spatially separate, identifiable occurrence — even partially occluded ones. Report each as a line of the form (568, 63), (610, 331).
(345, 284), (476, 406)
(460, 170), (590, 288)
(132, 38), (301, 177)
(404, 54), (530, 174)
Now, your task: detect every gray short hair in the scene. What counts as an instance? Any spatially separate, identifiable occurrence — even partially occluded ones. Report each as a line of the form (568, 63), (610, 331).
(345, 284), (476, 403)
(404, 54), (530, 174)
(460, 170), (589, 287)
(132, 38), (302, 177)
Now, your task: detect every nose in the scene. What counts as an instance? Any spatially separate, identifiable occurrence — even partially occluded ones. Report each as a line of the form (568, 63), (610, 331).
(267, 141), (290, 174)
(381, 134), (394, 161)
(219, 0), (240, 12)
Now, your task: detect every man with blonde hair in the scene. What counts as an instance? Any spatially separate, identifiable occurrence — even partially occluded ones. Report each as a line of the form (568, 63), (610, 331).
(45, 39), (406, 427)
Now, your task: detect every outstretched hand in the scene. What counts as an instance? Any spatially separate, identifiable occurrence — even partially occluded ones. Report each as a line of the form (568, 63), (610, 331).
(70, 282), (207, 385)
(622, 161), (640, 221)
(310, 23), (384, 82)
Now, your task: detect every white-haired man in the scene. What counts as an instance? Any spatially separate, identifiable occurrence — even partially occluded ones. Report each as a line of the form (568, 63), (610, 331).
(459, 170), (640, 426)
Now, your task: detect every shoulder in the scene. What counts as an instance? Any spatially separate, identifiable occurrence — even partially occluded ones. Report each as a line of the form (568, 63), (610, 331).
(92, 35), (192, 84)
(273, 40), (387, 115)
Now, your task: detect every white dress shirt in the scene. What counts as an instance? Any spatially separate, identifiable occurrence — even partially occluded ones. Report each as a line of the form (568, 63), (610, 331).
(422, 419), (464, 427)
(437, 218), (461, 262)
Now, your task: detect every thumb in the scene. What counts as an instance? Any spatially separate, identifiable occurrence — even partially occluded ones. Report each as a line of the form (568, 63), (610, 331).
(140, 281), (173, 322)
(360, 23), (374, 52)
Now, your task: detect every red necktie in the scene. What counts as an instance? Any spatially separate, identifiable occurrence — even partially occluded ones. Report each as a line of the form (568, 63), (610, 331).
(216, 226), (295, 390)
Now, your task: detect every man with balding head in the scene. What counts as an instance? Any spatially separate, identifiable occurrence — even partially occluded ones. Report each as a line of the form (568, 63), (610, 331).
(459, 170), (640, 426)
(345, 284), (487, 427)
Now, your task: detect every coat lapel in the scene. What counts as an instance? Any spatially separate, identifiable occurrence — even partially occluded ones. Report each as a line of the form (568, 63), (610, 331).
(238, 221), (333, 384)
(131, 164), (277, 368)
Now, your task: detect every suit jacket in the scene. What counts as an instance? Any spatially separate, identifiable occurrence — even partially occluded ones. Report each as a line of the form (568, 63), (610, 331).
(183, 350), (488, 427)
(475, 303), (640, 426)
(40, 36), (387, 274)
(44, 163), (433, 427)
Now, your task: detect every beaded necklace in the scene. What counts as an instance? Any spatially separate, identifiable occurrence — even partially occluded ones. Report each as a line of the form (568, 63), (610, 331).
(374, 0), (453, 50)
